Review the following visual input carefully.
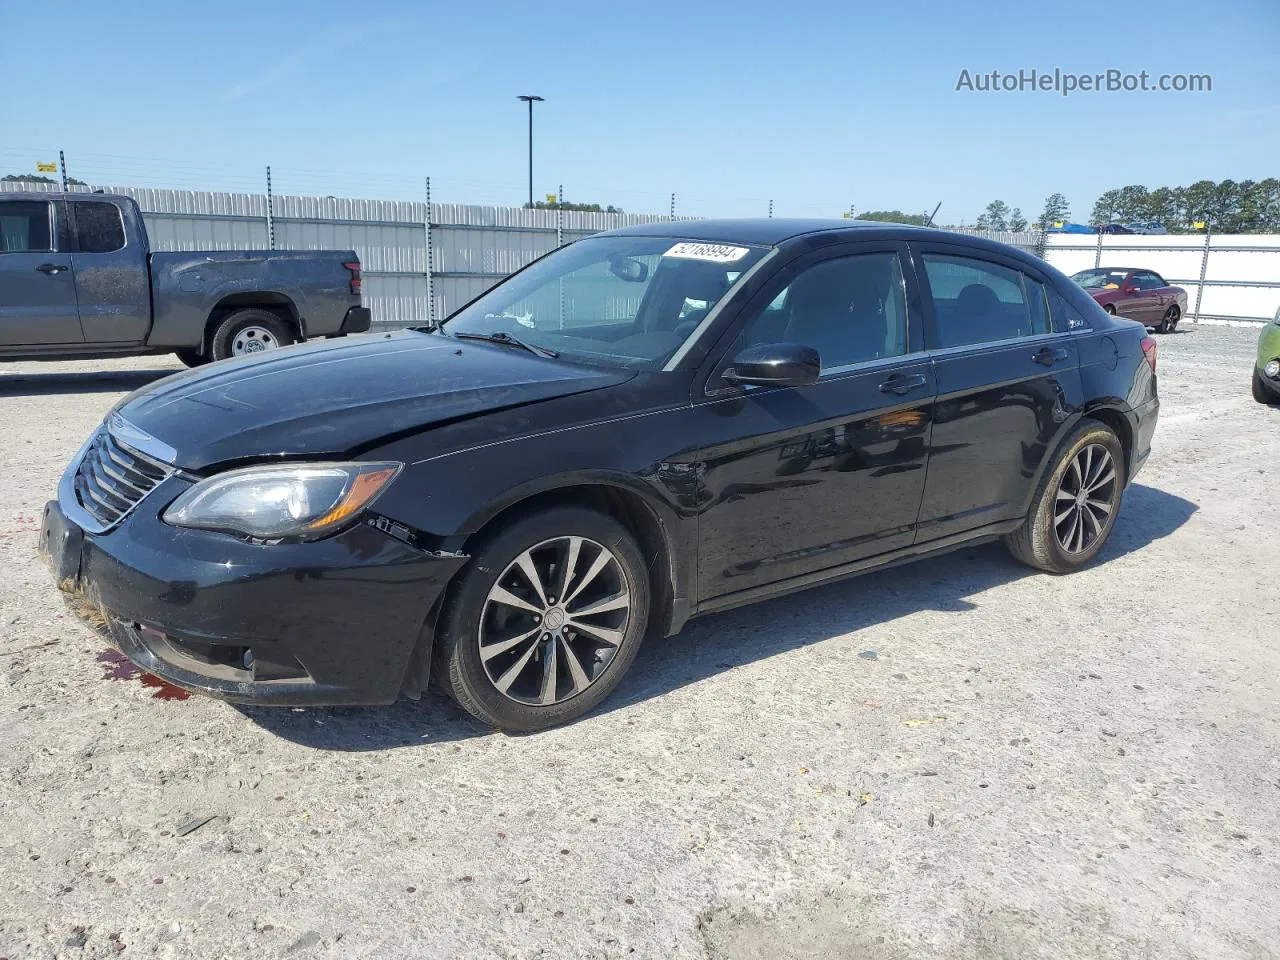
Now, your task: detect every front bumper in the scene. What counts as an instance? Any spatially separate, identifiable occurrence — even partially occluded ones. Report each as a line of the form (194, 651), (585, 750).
(39, 472), (467, 706)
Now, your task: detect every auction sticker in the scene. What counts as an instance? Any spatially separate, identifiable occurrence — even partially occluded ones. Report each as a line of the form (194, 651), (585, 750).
(663, 242), (750, 263)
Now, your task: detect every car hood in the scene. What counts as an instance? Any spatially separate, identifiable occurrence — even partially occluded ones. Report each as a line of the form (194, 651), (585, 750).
(112, 332), (634, 471)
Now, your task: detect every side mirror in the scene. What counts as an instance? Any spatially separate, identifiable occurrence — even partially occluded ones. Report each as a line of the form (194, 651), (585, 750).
(1122, 284), (1137, 295)
(722, 342), (821, 388)
(608, 256), (649, 283)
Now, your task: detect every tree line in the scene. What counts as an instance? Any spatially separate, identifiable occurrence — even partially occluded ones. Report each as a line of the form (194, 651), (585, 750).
(971, 180), (1280, 234)
(1089, 179), (1280, 233)
(522, 199), (624, 213)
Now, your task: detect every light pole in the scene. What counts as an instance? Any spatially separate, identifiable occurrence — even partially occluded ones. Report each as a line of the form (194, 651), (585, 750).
(517, 95), (544, 208)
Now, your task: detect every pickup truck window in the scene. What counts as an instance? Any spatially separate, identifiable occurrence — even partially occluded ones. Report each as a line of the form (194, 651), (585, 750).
(0, 201), (52, 253)
(73, 201), (126, 254)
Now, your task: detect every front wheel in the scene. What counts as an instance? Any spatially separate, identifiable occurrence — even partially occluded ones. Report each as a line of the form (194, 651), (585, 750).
(1005, 420), (1126, 573)
(1104, 304), (1117, 316)
(436, 507), (650, 731)
(1158, 304), (1180, 333)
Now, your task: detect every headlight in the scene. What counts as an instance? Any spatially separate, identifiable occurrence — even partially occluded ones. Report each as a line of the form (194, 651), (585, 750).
(164, 462), (401, 541)
(1266, 359), (1280, 379)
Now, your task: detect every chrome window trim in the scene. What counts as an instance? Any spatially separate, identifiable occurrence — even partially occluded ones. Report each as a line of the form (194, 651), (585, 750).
(922, 330), (1066, 360)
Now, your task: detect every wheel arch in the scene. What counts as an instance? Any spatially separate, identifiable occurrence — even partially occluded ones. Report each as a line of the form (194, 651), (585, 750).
(1078, 403), (1135, 482)
(452, 474), (688, 639)
(1017, 404), (1135, 519)
(204, 294), (303, 349)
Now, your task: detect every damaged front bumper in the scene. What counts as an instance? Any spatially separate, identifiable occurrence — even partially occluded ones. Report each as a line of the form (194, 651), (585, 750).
(39, 478), (468, 707)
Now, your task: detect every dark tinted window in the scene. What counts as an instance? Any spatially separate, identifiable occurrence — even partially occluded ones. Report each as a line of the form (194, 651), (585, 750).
(0, 201), (52, 252)
(922, 253), (1050, 347)
(742, 252), (908, 370)
(1132, 271), (1164, 290)
(74, 201), (126, 253)
(1052, 288), (1091, 331)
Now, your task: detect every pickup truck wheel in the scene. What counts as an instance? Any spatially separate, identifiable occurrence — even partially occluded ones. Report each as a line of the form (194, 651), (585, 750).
(210, 309), (294, 361)
(174, 348), (209, 368)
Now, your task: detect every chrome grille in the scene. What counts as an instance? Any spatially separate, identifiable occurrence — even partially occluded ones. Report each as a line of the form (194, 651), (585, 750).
(73, 429), (172, 528)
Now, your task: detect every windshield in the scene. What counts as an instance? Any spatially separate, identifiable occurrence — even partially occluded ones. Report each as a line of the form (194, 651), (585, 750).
(440, 236), (769, 368)
(1072, 269), (1129, 290)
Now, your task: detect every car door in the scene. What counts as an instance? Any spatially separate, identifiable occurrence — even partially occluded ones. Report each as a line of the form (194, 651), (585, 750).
(68, 198), (151, 343)
(0, 198), (83, 346)
(911, 243), (1083, 542)
(1132, 271), (1166, 321)
(692, 242), (936, 601)
(1119, 270), (1160, 321)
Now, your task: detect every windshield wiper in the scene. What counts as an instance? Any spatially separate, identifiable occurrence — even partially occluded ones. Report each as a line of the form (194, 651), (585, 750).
(451, 330), (559, 359)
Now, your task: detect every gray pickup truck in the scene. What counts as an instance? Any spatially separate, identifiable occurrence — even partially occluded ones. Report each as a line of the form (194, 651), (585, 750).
(0, 192), (370, 366)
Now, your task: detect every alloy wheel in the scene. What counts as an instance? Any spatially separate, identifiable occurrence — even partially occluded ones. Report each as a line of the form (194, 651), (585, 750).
(231, 325), (280, 355)
(478, 536), (631, 706)
(1053, 443), (1117, 555)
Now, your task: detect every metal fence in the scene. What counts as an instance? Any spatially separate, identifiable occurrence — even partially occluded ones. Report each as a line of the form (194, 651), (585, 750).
(1, 180), (693, 329)
(6, 179), (1276, 327)
(1041, 233), (1280, 324)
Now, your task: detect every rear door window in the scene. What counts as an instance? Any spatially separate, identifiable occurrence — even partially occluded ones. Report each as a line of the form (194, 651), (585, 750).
(920, 253), (1052, 348)
(73, 201), (126, 254)
(0, 201), (52, 252)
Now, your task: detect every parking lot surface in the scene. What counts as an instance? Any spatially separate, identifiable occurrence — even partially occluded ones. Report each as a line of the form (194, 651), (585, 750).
(2, 326), (1278, 959)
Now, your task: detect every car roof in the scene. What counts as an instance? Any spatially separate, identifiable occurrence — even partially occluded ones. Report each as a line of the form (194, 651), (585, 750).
(595, 217), (945, 246)
(0, 191), (131, 202)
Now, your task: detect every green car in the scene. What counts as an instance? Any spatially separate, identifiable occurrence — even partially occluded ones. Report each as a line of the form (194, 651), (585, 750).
(1255, 306), (1280, 404)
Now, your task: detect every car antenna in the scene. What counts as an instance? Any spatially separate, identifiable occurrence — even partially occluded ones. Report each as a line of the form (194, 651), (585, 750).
(924, 202), (942, 227)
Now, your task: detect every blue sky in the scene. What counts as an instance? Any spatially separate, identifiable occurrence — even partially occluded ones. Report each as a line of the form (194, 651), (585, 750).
(2, 0), (1277, 222)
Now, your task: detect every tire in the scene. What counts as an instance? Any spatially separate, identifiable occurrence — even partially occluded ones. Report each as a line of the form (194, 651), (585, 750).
(1004, 419), (1126, 574)
(1254, 370), (1277, 404)
(174, 347), (209, 368)
(436, 507), (650, 731)
(209, 308), (294, 362)
(1104, 304), (1117, 315)
(1158, 304), (1180, 334)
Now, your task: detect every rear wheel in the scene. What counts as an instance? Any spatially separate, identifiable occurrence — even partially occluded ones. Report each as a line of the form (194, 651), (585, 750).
(1005, 420), (1126, 573)
(1158, 304), (1180, 333)
(209, 308), (294, 362)
(436, 507), (650, 731)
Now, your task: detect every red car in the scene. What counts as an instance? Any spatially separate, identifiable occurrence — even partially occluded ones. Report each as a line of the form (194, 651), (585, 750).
(1071, 268), (1188, 333)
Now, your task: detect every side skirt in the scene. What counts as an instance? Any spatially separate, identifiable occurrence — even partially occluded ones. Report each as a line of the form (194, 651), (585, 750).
(692, 519), (1024, 618)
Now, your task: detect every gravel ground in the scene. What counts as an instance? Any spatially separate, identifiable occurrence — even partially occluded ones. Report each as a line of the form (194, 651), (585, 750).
(1, 325), (1277, 960)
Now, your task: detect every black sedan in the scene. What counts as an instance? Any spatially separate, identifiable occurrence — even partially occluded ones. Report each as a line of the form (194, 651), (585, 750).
(41, 220), (1160, 731)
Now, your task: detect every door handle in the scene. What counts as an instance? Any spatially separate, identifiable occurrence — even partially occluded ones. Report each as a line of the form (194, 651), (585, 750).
(36, 263), (69, 275)
(1033, 347), (1070, 366)
(878, 373), (929, 396)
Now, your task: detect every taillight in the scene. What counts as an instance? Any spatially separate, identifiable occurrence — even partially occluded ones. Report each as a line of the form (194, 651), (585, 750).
(1141, 336), (1157, 373)
(343, 260), (362, 297)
